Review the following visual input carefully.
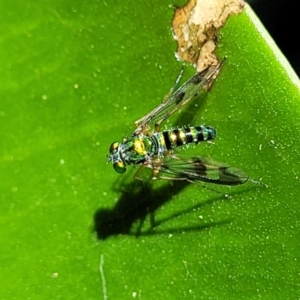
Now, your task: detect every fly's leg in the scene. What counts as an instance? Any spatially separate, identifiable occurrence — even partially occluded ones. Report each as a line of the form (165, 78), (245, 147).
(161, 66), (184, 104)
(133, 165), (146, 181)
(134, 67), (184, 134)
(133, 164), (160, 182)
(153, 68), (185, 133)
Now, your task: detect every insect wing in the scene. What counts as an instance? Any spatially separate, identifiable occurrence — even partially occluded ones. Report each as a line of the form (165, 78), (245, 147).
(155, 155), (248, 186)
(134, 61), (224, 135)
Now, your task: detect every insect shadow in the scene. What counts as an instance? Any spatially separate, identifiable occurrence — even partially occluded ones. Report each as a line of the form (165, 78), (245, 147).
(93, 175), (235, 240)
(94, 181), (213, 239)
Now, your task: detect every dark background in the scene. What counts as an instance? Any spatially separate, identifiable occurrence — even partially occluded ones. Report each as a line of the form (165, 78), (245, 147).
(250, 0), (299, 77)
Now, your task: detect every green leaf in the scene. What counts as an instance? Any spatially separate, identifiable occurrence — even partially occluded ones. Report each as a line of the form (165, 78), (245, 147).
(0, 1), (299, 299)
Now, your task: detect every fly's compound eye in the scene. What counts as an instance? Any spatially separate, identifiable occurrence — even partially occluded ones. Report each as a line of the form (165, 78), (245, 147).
(109, 141), (119, 153)
(113, 161), (126, 173)
(108, 141), (126, 173)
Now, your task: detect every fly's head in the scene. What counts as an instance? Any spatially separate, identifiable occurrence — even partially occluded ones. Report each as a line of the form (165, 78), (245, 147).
(107, 141), (127, 173)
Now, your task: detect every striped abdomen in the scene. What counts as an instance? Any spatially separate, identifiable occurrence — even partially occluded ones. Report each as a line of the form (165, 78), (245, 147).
(161, 125), (216, 150)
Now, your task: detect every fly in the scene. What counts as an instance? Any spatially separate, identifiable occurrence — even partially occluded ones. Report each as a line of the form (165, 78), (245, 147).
(107, 59), (263, 190)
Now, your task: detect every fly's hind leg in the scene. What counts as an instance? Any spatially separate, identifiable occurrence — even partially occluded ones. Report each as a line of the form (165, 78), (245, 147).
(134, 67), (185, 135)
(155, 68), (184, 133)
(161, 66), (184, 104)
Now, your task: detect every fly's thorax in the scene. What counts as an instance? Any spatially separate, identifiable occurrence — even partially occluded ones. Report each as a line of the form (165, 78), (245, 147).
(121, 135), (156, 165)
(161, 125), (216, 150)
(108, 136), (155, 173)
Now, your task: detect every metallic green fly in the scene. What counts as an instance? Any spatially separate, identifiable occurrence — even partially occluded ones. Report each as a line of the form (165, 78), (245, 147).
(107, 59), (262, 190)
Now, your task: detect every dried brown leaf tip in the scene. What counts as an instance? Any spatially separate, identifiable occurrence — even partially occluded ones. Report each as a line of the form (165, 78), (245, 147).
(172, 0), (244, 70)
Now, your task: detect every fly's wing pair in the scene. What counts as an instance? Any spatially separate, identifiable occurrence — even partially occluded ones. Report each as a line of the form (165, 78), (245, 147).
(149, 155), (249, 186)
(133, 59), (225, 136)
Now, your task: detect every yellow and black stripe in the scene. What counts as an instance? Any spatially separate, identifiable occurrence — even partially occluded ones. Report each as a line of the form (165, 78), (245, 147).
(162, 125), (216, 150)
